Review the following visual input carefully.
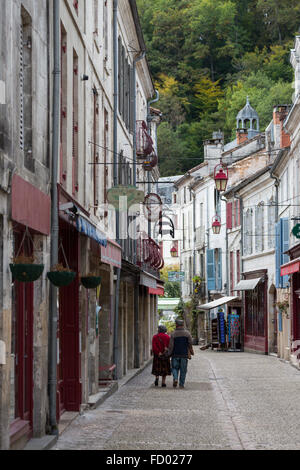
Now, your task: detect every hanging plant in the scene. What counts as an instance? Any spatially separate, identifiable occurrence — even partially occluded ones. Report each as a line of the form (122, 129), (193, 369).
(193, 276), (204, 295)
(47, 241), (76, 287)
(81, 272), (102, 289)
(10, 227), (44, 283)
(47, 264), (76, 287)
(10, 255), (44, 283)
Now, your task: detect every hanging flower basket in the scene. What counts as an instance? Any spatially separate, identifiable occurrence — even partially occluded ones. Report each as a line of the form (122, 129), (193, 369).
(10, 257), (44, 283)
(47, 264), (76, 287)
(81, 275), (102, 289)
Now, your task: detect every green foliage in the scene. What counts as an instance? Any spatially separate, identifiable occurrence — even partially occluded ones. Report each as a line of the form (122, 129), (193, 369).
(136, 0), (298, 177)
(160, 320), (176, 334)
(160, 264), (181, 298)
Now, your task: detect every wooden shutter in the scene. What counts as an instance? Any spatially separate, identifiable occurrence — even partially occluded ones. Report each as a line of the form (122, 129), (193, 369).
(129, 66), (134, 134)
(275, 221), (281, 288)
(226, 202), (232, 229)
(281, 218), (290, 288)
(217, 248), (222, 290)
(206, 249), (216, 291)
(230, 251), (234, 295)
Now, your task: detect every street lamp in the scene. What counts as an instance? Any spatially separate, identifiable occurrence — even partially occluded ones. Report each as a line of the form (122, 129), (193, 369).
(170, 246), (178, 258)
(214, 163), (228, 192)
(212, 215), (221, 235)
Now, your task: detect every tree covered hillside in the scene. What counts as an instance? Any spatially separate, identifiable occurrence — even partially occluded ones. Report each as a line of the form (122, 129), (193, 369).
(136, 0), (300, 176)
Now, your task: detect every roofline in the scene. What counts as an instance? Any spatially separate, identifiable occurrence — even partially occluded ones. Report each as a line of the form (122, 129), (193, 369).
(269, 148), (289, 175)
(222, 133), (265, 157)
(129, 0), (155, 93)
(223, 165), (272, 197)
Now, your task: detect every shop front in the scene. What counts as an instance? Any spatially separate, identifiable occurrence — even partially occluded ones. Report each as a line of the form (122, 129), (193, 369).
(281, 245), (300, 365)
(57, 186), (108, 416)
(198, 296), (241, 351)
(10, 175), (50, 448)
(235, 271), (268, 354)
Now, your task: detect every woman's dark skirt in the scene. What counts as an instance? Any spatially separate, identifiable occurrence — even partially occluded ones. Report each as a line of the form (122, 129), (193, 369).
(152, 355), (171, 377)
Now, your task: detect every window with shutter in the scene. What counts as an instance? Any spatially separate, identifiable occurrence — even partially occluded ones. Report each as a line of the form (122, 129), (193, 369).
(60, 26), (67, 186)
(217, 248), (222, 290)
(230, 251), (234, 295)
(268, 199), (276, 249)
(129, 66), (134, 134)
(275, 221), (281, 288)
(206, 249), (216, 291)
(21, 8), (34, 172)
(72, 50), (79, 196)
(93, 88), (99, 214)
(281, 218), (289, 288)
(103, 0), (108, 57)
(226, 202), (233, 229)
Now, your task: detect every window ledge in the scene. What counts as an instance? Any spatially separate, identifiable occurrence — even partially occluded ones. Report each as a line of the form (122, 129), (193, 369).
(242, 249), (275, 261)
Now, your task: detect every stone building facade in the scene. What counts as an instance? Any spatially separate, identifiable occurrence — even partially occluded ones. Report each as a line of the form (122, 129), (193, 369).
(0, 0), (51, 449)
(0, 0), (162, 450)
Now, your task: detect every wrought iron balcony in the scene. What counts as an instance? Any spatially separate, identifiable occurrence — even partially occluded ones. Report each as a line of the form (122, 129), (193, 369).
(136, 121), (154, 158)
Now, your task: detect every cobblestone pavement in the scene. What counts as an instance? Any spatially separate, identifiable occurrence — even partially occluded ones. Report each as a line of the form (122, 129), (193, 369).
(52, 350), (300, 450)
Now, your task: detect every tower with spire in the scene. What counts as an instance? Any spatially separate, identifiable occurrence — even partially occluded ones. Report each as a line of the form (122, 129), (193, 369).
(236, 97), (260, 140)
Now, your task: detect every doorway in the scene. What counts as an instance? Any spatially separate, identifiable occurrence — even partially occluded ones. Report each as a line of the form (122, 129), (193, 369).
(57, 221), (81, 417)
(10, 230), (34, 444)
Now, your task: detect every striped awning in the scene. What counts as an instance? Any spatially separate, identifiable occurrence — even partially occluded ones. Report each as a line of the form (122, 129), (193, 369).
(233, 278), (262, 291)
(76, 216), (107, 247)
(198, 296), (238, 310)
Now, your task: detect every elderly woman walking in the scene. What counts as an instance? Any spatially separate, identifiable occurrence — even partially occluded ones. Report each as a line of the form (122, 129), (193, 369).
(151, 325), (171, 387)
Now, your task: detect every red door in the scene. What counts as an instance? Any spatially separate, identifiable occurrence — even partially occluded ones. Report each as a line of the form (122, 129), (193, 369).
(57, 222), (81, 415)
(292, 273), (300, 357)
(10, 231), (34, 444)
(15, 282), (34, 425)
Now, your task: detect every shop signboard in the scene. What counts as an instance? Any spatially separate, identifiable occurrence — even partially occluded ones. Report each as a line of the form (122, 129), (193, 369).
(168, 272), (185, 282)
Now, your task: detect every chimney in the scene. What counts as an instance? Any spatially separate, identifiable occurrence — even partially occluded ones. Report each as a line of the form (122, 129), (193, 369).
(273, 105), (291, 149)
(236, 128), (248, 146)
(204, 132), (224, 174)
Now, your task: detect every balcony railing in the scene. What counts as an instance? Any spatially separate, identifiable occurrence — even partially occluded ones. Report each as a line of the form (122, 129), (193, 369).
(137, 232), (164, 274)
(136, 121), (154, 158)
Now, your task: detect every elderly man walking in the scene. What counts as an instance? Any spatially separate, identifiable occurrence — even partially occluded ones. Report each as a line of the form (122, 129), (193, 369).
(168, 318), (193, 389)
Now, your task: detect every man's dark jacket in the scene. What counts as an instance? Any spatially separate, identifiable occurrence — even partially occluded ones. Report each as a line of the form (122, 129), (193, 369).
(168, 326), (193, 358)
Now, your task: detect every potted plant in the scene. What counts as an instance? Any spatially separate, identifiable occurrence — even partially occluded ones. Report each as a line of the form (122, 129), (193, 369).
(276, 300), (289, 318)
(80, 272), (102, 289)
(10, 254), (44, 283)
(47, 263), (76, 287)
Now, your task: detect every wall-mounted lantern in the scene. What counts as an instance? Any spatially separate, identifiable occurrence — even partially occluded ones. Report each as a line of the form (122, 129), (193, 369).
(214, 163), (228, 192)
(212, 215), (221, 234)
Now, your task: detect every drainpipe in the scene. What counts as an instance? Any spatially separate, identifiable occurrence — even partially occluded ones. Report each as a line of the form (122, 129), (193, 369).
(233, 192), (244, 351)
(270, 171), (280, 223)
(112, 0), (121, 379)
(48, 0), (60, 436)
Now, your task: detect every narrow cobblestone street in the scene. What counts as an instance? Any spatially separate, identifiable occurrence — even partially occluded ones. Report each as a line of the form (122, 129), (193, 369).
(52, 350), (300, 450)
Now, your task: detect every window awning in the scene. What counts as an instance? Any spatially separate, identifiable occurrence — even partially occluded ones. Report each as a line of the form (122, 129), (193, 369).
(148, 286), (164, 296)
(281, 258), (300, 277)
(101, 239), (122, 268)
(198, 296), (238, 310)
(76, 216), (107, 247)
(233, 278), (261, 291)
